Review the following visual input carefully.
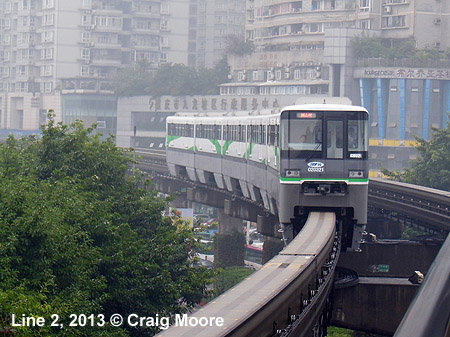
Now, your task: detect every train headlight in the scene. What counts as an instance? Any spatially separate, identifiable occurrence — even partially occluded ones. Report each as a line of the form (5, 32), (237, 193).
(349, 170), (364, 178)
(285, 169), (300, 177)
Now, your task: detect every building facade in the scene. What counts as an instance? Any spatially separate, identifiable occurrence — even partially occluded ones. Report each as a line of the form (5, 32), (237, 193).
(220, 0), (450, 174)
(0, 0), (245, 133)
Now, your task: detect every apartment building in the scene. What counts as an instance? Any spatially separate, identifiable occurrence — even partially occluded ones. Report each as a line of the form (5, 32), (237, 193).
(188, 0), (245, 68)
(0, 0), (245, 134)
(0, 0), (182, 133)
(227, 0), (450, 93)
(221, 0), (450, 175)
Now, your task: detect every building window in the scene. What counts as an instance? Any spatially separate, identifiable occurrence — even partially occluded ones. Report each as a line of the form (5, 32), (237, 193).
(81, 32), (91, 43)
(312, 0), (321, 10)
(94, 16), (122, 27)
(161, 36), (169, 47)
(17, 82), (28, 92)
(275, 70), (282, 80)
(309, 23), (323, 33)
(160, 53), (168, 64)
(82, 0), (91, 9)
(253, 70), (260, 81)
(42, 82), (53, 93)
(160, 20), (168, 30)
(359, 0), (371, 12)
(18, 65), (27, 76)
(96, 120), (106, 128)
(81, 49), (90, 60)
(42, 14), (54, 26)
(160, 3), (170, 14)
(382, 15), (406, 28)
(80, 66), (89, 77)
(43, 0), (54, 9)
(41, 48), (53, 59)
(40, 65), (53, 76)
(42, 31), (54, 43)
(360, 19), (371, 29)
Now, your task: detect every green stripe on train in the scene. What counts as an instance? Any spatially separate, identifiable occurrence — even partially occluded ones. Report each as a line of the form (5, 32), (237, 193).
(210, 139), (222, 155)
(280, 177), (369, 182)
(223, 140), (233, 154)
(166, 135), (180, 146)
(244, 142), (254, 159)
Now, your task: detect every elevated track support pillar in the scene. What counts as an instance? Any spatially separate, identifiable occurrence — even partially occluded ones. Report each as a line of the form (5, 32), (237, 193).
(218, 208), (243, 235)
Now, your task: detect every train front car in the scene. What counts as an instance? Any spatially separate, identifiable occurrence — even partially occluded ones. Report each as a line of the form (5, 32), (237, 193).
(278, 104), (369, 251)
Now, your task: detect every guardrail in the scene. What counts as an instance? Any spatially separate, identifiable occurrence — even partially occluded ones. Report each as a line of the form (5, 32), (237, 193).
(394, 232), (450, 337)
(369, 178), (450, 233)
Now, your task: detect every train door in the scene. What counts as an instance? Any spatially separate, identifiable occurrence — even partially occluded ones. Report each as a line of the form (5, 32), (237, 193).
(326, 119), (344, 171)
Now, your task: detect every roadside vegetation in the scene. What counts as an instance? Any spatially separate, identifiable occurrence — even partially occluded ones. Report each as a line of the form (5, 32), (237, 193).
(381, 118), (450, 192)
(0, 114), (213, 336)
(327, 327), (383, 337)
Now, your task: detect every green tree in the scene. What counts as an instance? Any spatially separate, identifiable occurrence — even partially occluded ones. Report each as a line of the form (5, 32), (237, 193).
(352, 37), (444, 64)
(225, 35), (255, 56)
(113, 61), (230, 97)
(112, 60), (154, 97)
(0, 115), (213, 336)
(382, 121), (450, 191)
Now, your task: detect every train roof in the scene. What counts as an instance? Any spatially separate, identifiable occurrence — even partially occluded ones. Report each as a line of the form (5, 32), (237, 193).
(282, 104), (368, 113)
(167, 110), (281, 122)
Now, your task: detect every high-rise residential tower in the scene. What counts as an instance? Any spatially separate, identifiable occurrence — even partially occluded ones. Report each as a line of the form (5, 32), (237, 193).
(0, 0), (245, 133)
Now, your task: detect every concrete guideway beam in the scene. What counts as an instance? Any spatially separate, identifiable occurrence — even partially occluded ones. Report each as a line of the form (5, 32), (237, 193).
(332, 277), (420, 336)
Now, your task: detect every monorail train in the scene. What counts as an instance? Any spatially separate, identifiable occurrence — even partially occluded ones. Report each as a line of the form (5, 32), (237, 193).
(166, 103), (368, 250)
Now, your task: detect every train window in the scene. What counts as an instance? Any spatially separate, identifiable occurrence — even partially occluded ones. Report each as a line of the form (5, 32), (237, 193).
(262, 125), (266, 144)
(275, 125), (279, 146)
(240, 125), (246, 142)
(268, 125), (276, 145)
(326, 120), (343, 159)
(348, 118), (368, 154)
(224, 125), (229, 141)
(281, 118), (322, 152)
(232, 125), (237, 142)
(215, 125), (222, 140)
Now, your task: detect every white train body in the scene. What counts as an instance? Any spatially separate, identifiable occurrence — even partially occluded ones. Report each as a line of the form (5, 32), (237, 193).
(166, 104), (369, 250)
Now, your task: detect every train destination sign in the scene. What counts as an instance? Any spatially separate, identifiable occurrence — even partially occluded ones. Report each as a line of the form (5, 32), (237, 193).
(298, 112), (316, 118)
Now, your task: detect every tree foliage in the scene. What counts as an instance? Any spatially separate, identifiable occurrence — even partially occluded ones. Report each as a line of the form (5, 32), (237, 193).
(0, 114), (213, 336)
(352, 37), (445, 62)
(225, 35), (255, 56)
(382, 121), (450, 191)
(113, 59), (230, 97)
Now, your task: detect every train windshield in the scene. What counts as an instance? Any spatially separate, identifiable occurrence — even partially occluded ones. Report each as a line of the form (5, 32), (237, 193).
(281, 118), (322, 152)
(280, 110), (368, 159)
(348, 117), (368, 154)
